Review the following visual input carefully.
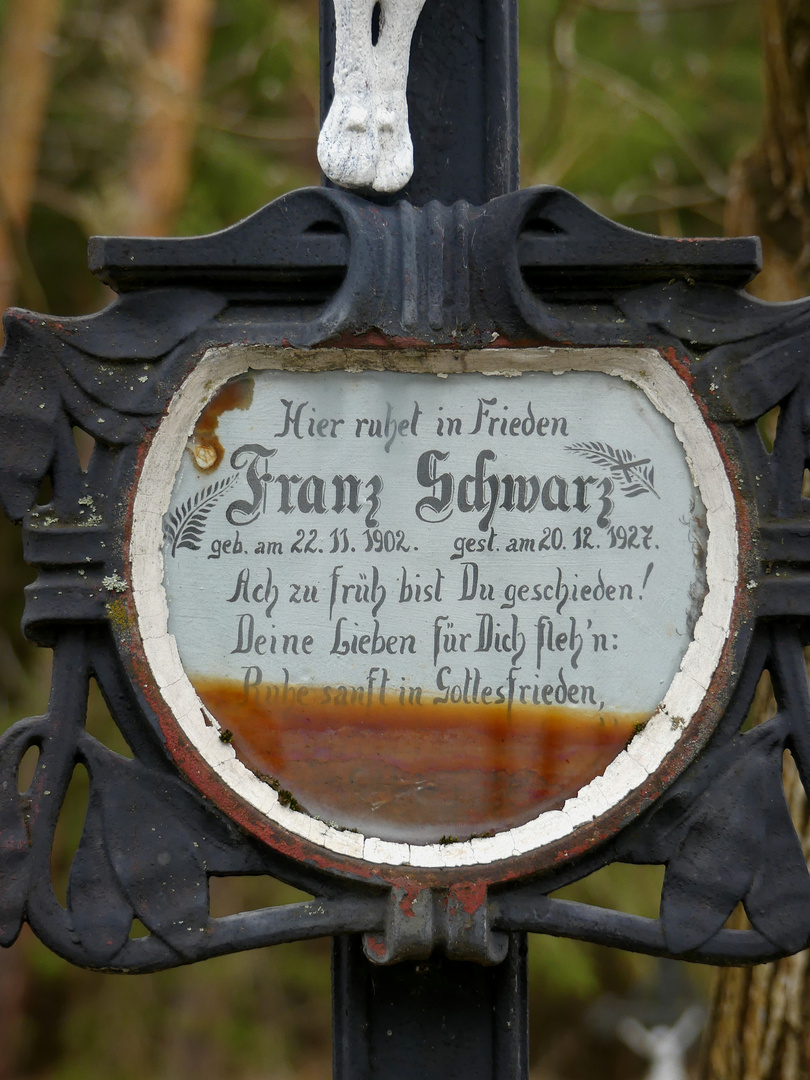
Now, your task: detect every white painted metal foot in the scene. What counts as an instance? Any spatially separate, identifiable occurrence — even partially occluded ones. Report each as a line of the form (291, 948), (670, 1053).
(318, 0), (428, 193)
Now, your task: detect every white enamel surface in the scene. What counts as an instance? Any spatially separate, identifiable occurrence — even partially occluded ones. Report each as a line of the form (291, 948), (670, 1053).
(318, 0), (428, 192)
(165, 371), (702, 716)
(130, 347), (740, 870)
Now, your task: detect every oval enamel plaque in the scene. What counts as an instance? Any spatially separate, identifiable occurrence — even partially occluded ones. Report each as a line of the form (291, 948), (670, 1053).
(129, 347), (740, 875)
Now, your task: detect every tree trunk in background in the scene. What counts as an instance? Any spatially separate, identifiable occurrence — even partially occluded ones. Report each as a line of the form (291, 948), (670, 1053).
(0, 0), (63, 317)
(700, 762), (810, 1080)
(702, 7), (810, 1075)
(125, 0), (216, 236)
(724, 0), (810, 301)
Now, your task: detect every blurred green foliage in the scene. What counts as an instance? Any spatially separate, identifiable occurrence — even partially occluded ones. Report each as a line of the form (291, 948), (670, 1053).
(0, 1), (762, 1076)
(17, 0), (765, 318)
(520, 0), (762, 235)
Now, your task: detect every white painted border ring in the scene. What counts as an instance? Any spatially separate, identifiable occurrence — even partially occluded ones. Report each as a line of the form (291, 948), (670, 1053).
(129, 347), (740, 872)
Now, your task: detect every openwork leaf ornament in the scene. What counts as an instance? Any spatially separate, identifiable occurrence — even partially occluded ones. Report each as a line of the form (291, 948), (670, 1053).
(0, 723), (40, 946)
(565, 441), (659, 499)
(626, 720), (810, 957)
(163, 475), (237, 557)
(68, 784), (136, 961)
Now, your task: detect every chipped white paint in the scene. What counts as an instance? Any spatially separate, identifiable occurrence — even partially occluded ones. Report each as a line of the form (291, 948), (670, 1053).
(318, 0), (428, 192)
(364, 836), (411, 866)
(129, 347), (739, 871)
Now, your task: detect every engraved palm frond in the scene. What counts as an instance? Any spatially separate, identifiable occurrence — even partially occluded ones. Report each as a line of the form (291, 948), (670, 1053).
(163, 475), (238, 557)
(565, 441), (659, 499)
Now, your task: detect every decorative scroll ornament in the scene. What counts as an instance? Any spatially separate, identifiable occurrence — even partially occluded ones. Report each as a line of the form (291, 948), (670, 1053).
(1, 186), (810, 971)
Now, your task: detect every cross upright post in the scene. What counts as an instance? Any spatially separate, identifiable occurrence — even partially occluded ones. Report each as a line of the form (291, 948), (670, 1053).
(320, 0), (528, 1072)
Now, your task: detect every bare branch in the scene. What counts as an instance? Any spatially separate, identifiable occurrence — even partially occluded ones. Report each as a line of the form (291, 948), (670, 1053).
(126, 0), (217, 236)
(201, 107), (317, 143)
(553, 1), (728, 197)
(580, 0), (747, 12)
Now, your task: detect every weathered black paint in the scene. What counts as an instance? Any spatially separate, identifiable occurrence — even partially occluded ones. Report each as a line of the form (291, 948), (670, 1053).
(333, 934), (528, 1080)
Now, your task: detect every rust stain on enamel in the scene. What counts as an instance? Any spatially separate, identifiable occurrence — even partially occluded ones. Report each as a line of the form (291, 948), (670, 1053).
(192, 675), (646, 845)
(189, 375), (255, 472)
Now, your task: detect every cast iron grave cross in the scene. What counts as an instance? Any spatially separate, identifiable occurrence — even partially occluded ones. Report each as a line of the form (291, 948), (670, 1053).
(2, 2), (810, 1078)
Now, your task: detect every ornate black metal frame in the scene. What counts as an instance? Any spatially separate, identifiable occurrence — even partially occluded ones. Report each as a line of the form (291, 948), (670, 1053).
(2, 185), (810, 986)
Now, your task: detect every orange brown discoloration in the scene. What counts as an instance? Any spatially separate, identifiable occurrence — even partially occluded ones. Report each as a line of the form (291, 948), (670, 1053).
(191, 676), (645, 844)
(188, 375), (254, 472)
